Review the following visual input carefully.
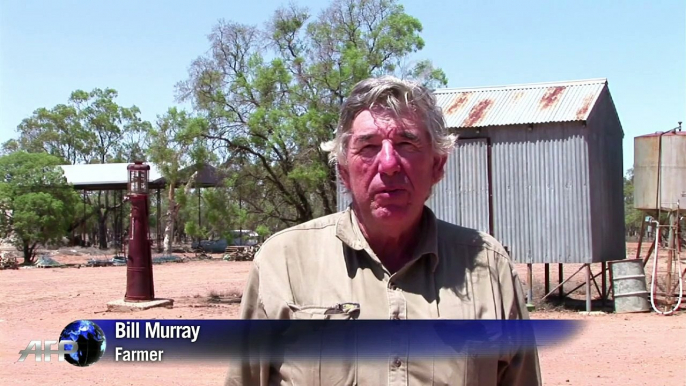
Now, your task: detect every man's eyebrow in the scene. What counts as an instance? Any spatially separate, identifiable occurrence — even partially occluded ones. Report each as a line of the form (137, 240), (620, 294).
(352, 134), (377, 144)
(352, 130), (420, 145)
(399, 130), (420, 141)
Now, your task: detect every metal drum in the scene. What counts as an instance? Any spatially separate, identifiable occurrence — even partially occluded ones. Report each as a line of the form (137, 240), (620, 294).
(610, 259), (650, 313)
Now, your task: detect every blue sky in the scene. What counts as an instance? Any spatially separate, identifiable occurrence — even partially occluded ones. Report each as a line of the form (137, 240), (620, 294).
(1, 0), (684, 174)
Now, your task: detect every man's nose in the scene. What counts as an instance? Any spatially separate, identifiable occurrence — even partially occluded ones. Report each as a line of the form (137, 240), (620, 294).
(377, 141), (401, 175)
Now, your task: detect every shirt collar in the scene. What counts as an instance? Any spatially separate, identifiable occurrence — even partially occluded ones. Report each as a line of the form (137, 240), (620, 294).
(335, 205), (440, 272)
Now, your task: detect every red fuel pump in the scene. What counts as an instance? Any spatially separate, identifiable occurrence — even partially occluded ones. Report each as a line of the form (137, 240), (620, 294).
(124, 161), (155, 301)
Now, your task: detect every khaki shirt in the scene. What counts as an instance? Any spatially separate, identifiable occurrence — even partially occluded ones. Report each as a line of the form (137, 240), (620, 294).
(226, 206), (542, 386)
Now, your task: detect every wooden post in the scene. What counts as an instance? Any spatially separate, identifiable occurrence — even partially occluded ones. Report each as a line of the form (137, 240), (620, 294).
(558, 263), (564, 299)
(544, 263), (550, 296)
(527, 263), (533, 304)
(585, 264), (592, 312)
(601, 262), (607, 307)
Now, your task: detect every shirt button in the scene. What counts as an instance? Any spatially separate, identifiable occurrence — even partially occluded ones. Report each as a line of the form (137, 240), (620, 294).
(391, 314), (400, 320)
(393, 357), (402, 367)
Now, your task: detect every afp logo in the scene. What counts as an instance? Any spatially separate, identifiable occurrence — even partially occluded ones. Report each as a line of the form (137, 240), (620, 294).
(18, 320), (107, 367)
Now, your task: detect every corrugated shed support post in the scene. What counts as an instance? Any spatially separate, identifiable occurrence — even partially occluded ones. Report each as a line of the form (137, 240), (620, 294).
(558, 264), (563, 298)
(544, 264), (550, 296)
(527, 263), (533, 303)
(585, 264), (592, 312)
(601, 262), (607, 306)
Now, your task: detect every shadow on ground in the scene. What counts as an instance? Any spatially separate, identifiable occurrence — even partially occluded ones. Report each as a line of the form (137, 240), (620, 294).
(535, 296), (616, 313)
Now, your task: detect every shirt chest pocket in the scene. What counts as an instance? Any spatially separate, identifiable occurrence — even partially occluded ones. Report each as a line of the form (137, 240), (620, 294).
(288, 302), (361, 320)
(279, 303), (360, 386)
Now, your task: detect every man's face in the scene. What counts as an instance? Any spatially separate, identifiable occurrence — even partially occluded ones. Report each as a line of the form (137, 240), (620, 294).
(339, 109), (447, 229)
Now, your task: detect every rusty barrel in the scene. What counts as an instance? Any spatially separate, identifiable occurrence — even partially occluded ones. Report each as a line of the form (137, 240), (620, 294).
(610, 258), (650, 313)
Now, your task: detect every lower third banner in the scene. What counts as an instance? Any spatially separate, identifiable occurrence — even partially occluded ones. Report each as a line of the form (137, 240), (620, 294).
(59, 319), (582, 364)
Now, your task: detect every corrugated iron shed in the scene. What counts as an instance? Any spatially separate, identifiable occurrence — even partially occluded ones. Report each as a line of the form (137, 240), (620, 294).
(434, 78), (607, 128)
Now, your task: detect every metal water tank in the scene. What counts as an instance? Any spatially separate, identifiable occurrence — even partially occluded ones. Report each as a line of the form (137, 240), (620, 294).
(633, 131), (686, 211)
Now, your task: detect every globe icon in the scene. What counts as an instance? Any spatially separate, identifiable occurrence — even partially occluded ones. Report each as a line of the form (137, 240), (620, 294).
(59, 320), (107, 367)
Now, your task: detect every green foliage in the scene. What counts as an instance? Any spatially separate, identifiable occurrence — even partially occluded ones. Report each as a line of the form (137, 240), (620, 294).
(183, 220), (207, 240)
(146, 108), (213, 184)
(3, 88), (150, 165)
(0, 152), (80, 263)
(180, 187), (237, 242)
(255, 224), (270, 240)
(176, 0), (445, 226)
(2, 104), (86, 163)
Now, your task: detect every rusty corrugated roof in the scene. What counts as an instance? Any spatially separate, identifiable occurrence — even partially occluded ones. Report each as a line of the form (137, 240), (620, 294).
(434, 78), (608, 128)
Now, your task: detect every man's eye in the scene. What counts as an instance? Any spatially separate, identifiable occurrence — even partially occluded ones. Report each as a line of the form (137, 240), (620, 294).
(360, 145), (380, 152)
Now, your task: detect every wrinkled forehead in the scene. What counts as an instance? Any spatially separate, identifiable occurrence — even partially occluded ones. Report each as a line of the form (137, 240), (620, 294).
(351, 109), (424, 136)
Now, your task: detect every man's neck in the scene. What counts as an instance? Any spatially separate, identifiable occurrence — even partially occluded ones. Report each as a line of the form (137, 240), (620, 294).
(355, 209), (424, 274)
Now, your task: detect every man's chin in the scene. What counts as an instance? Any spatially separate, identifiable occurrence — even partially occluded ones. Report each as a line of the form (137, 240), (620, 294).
(370, 204), (413, 221)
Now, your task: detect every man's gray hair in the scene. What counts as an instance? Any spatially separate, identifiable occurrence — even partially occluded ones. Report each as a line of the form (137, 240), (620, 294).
(321, 76), (456, 165)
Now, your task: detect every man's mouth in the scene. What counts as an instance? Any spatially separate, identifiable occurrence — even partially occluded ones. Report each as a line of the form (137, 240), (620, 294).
(374, 188), (407, 196)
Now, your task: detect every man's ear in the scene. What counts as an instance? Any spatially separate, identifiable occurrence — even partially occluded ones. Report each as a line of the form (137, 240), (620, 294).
(337, 163), (350, 190)
(432, 154), (448, 184)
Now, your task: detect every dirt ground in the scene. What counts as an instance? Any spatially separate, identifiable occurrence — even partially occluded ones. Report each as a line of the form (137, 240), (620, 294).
(1, 243), (685, 386)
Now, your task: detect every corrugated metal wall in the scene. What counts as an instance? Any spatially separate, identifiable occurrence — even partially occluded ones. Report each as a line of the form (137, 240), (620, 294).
(473, 123), (594, 264)
(586, 88), (627, 263)
(426, 138), (491, 233)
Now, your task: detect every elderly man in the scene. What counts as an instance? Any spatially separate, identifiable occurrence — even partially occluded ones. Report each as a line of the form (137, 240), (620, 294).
(226, 76), (541, 385)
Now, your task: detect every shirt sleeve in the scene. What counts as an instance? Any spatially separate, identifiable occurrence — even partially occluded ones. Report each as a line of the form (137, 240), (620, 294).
(496, 253), (543, 386)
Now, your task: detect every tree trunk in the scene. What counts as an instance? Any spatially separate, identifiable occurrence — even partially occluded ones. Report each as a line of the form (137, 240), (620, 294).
(163, 209), (174, 256)
(22, 241), (34, 265)
(163, 184), (176, 255)
(90, 228), (97, 247)
(98, 216), (108, 249)
(96, 191), (108, 249)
